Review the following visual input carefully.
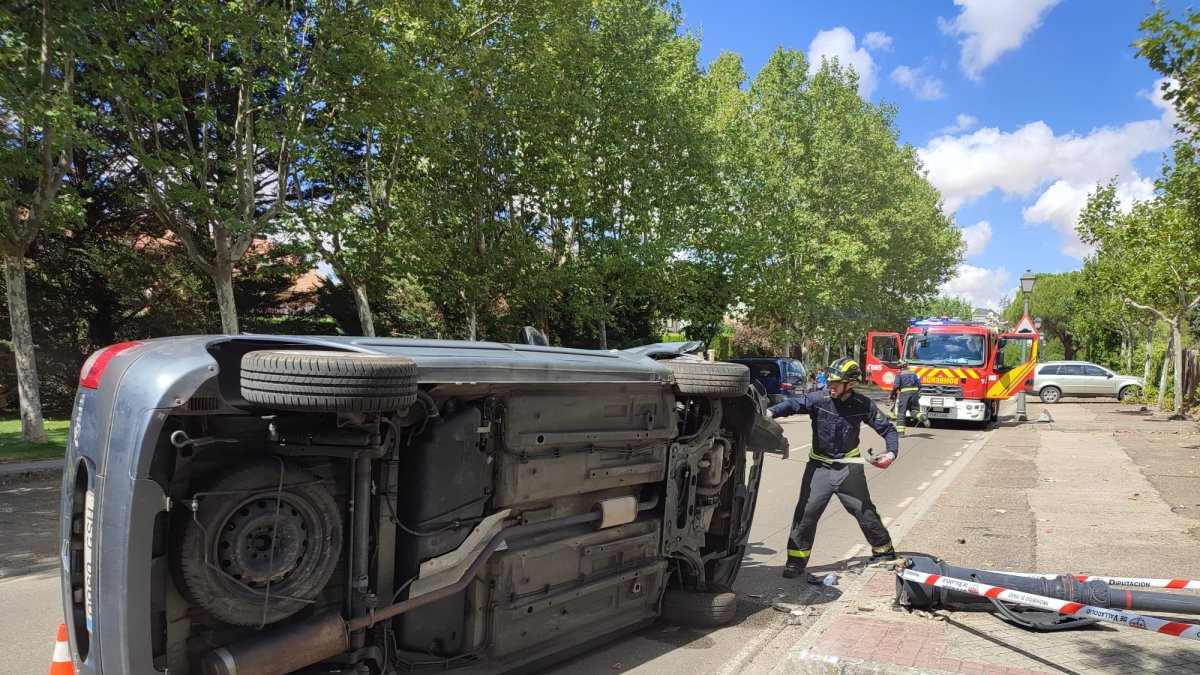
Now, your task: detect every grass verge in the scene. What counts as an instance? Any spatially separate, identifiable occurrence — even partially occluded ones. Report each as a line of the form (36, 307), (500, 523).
(0, 418), (69, 462)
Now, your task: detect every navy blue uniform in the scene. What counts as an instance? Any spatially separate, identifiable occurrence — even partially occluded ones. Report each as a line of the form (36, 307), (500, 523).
(768, 391), (898, 569)
(890, 369), (926, 433)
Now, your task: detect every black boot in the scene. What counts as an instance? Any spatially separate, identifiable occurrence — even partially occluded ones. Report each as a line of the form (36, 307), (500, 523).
(782, 560), (805, 578)
(868, 549), (898, 564)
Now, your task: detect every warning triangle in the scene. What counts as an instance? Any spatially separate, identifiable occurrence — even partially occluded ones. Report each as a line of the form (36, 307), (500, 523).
(1013, 314), (1037, 334)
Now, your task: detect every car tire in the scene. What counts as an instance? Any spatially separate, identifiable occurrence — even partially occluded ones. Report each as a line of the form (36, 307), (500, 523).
(241, 350), (418, 413)
(660, 584), (739, 627)
(664, 360), (751, 397)
(174, 459), (343, 627)
(1038, 386), (1061, 404)
(1119, 386), (1138, 402)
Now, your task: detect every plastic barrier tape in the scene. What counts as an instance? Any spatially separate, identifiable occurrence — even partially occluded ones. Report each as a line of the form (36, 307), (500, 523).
(1073, 576), (1200, 590)
(897, 568), (1200, 639)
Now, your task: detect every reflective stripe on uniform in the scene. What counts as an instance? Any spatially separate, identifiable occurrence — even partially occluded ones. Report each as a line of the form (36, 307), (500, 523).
(872, 543), (894, 554)
(787, 549), (811, 558)
(809, 446), (860, 464)
(900, 387), (919, 392)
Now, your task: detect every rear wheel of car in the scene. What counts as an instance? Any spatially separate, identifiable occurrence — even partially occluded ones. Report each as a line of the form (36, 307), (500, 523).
(1038, 386), (1061, 404)
(660, 584), (739, 627)
(1119, 386), (1138, 402)
(241, 350), (418, 413)
(174, 459), (343, 627)
(664, 360), (751, 397)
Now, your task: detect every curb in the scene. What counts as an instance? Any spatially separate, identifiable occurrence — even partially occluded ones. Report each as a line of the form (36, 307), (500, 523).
(0, 458), (64, 483)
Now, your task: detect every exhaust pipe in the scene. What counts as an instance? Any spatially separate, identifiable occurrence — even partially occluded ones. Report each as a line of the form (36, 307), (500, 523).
(202, 496), (659, 675)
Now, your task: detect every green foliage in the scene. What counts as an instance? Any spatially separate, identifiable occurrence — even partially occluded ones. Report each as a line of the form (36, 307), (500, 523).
(1001, 271), (1084, 359)
(0, 417), (69, 461)
(916, 296), (974, 322)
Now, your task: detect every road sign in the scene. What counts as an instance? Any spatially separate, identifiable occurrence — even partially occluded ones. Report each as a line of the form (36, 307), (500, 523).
(1013, 314), (1037, 334)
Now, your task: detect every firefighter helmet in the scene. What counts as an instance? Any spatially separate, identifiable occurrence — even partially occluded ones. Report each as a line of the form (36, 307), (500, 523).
(827, 357), (862, 383)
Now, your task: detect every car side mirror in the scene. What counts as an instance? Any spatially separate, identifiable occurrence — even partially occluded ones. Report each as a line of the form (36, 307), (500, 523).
(1106, 373), (1113, 378)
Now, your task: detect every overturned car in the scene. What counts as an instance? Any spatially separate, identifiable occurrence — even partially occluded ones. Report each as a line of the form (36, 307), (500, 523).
(59, 333), (785, 674)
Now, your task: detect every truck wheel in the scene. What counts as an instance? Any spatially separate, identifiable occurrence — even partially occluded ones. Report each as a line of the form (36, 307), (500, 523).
(664, 360), (751, 397)
(660, 584), (739, 627)
(174, 459), (342, 627)
(241, 350), (418, 413)
(1039, 386), (1061, 404)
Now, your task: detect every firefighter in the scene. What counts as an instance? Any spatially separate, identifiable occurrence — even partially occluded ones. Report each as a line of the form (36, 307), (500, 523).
(887, 361), (929, 434)
(764, 357), (899, 582)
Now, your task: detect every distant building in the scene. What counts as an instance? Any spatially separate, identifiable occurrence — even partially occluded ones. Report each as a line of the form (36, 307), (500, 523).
(972, 307), (1001, 328)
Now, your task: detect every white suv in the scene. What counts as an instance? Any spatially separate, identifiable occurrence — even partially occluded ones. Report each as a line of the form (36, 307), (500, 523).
(1032, 361), (1143, 403)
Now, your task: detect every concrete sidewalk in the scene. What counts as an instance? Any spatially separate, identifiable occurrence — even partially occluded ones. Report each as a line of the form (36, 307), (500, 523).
(770, 399), (1200, 675)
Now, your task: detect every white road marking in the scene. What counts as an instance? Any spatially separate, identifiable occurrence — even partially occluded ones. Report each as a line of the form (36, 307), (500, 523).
(916, 481), (931, 491)
(932, 469), (944, 477)
(953, 452), (962, 457)
(897, 496), (915, 509)
(961, 443), (971, 449)
(943, 460), (953, 466)
(882, 516), (893, 526)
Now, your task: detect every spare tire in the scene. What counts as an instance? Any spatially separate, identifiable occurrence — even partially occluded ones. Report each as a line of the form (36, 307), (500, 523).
(660, 584), (739, 627)
(174, 459), (342, 626)
(663, 360), (751, 397)
(241, 350), (418, 413)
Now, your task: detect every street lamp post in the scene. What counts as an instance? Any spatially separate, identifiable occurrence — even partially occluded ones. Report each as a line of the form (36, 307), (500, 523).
(1014, 270), (1037, 422)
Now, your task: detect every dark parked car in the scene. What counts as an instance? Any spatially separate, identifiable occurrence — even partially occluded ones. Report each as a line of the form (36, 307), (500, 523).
(724, 357), (807, 405)
(59, 334), (784, 675)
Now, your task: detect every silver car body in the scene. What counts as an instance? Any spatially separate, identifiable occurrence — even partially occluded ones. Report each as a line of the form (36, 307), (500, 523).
(58, 334), (783, 675)
(1032, 361), (1143, 402)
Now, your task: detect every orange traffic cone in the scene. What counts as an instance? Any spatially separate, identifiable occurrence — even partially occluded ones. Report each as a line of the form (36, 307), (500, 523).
(50, 623), (73, 674)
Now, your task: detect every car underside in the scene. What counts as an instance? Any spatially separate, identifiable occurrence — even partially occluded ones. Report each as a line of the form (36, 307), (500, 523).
(60, 336), (784, 675)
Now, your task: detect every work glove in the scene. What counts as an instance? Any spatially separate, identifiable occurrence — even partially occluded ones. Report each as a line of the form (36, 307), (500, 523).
(870, 452), (896, 469)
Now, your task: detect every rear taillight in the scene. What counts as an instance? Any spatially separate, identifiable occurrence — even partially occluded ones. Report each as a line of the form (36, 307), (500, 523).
(780, 382), (793, 391)
(79, 342), (142, 389)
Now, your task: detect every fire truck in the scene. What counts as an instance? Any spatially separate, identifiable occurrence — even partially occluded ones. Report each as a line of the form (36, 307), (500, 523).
(864, 315), (1040, 427)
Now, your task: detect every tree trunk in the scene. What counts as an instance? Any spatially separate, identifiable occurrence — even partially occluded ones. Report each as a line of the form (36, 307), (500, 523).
(1062, 334), (1075, 360)
(598, 319), (608, 351)
(351, 282), (376, 337)
(3, 250), (47, 443)
(1159, 331), (1173, 409)
(854, 342), (861, 363)
(212, 262), (239, 334)
(466, 303), (477, 341)
(840, 338), (848, 358)
(1125, 328), (1134, 373)
(823, 343), (830, 366)
(1142, 323), (1154, 384)
(1172, 321), (1184, 414)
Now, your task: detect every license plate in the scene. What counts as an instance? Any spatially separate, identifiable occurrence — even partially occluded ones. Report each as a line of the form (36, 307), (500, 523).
(926, 411), (951, 418)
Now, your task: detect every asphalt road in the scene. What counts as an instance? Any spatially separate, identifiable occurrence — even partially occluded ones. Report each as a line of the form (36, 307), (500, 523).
(0, 400), (997, 675)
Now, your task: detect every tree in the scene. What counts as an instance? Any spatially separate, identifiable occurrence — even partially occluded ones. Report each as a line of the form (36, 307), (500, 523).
(1001, 271), (1084, 359)
(0, 0), (89, 442)
(917, 296), (974, 322)
(102, 1), (332, 333)
(291, 0), (448, 337)
(1077, 164), (1200, 414)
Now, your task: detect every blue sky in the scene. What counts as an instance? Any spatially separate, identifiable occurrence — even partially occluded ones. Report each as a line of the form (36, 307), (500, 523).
(677, 0), (1184, 309)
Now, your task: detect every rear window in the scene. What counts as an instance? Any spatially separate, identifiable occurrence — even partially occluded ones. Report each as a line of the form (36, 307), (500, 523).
(785, 360), (806, 382)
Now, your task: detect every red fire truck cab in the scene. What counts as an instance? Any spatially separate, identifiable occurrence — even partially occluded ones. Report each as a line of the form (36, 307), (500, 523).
(864, 316), (1039, 427)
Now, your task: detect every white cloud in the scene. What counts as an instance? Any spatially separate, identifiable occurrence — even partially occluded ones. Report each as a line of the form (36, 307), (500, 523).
(1022, 176), (1157, 259)
(938, 0), (1061, 80)
(940, 264), (1012, 310)
(920, 111), (1175, 214)
(890, 66), (945, 101)
(863, 31), (893, 51)
(959, 220), (992, 258)
(937, 113), (978, 135)
(808, 27), (879, 97)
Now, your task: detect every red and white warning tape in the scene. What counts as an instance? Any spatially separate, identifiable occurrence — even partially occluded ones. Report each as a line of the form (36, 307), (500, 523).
(1073, 575), (1200, 590)
(897, 568), (1200, 639)
(994, 570), (1200, 590)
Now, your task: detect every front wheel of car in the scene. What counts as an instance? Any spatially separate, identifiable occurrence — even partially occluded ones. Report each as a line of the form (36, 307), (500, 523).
(660, 584), (739, 627)
(663, 360), (751, 397)
(1119, 386), (1139, 402)
(1039, 386), (1061, 404)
